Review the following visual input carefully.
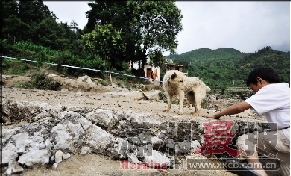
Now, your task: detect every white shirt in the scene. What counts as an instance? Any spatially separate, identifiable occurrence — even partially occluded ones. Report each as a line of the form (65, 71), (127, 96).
(245, 83), (290, 140)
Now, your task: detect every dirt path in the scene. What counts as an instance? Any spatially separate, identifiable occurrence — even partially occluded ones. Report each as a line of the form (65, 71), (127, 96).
(20, 154), (239, 176)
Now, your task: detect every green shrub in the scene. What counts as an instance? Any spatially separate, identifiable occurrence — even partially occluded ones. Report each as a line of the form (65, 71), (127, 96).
(29, 73), (61, 91)
(98, 79), (109, 86)
(17, 81), (33, 89)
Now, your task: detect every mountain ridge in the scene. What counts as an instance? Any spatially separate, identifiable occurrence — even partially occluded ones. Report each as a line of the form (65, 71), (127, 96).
(165, 47), (290, 89)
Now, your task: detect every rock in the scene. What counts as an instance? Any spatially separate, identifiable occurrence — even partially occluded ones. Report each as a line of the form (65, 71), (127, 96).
(1, 98), (272, 175)
(2, 99), (62, 124)
(85, 125), (113, 154)
(18, 149), (50, 167)
(61, 89), (69, 92)
(81, 146), (91, 155)
(175, 141), (191, 155)
(127, 153), (141, 163)
(86, 109), (117, 129)
(12, 160), (24, 173)
(77, 75), (93, 84)
(2, 126), (22, 146)
(48, 74), (58, 78)
(78, 117), (92, 130)
(191, 140), (201, 149)
(55, 150), (63, 163)
(2, 143), (18, 165)
(142, 90), (161, 101)
(6, 159), (24, 175)
(53, 163), (58, 169)
(45, 139), (52, 150)
(63, 153), (71, 160)
(107, 138), (127, 159)
(51, 124), (71, 150)
(144, 150), (170, 168)
(29, 136), (45, 150)
(12, 133), (29, 154)
(151, 136), (163, 146)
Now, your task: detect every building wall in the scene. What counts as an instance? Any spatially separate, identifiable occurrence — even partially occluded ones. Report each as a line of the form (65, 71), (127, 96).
(131, 61), (139, 70)
(144, 65), (160, 81)
(129, 60), (161, 82)
(130, 61), (184, 82)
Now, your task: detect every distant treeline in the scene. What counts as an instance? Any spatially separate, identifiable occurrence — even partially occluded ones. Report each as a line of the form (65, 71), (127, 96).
(165, 47), (290, 89)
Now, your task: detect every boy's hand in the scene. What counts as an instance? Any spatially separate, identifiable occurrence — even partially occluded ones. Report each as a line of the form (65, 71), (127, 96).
(202, 112), (220, 119)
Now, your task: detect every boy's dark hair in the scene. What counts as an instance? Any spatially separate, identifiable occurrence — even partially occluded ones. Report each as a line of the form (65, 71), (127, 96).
(246, 67), (281, 86)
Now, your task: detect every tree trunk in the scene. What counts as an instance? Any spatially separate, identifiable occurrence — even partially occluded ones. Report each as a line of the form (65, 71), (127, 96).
(141, 50), (147, 72)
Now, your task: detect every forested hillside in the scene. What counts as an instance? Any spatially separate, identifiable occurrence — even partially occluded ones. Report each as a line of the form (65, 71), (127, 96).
(166, 47), (290, 89)
(1, 1), (289, 89)
(1, 0), (182, 76)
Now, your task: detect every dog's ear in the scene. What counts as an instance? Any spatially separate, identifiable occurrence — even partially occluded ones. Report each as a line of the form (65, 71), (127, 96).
(170, 72), (177, 80)
(206, 86), (211, 92)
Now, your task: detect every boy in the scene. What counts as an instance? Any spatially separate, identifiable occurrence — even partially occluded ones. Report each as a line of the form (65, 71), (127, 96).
(203, 67), (290, 176)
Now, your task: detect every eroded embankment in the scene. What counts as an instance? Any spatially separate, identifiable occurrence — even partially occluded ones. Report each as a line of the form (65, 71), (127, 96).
(1, 98), (271, 175)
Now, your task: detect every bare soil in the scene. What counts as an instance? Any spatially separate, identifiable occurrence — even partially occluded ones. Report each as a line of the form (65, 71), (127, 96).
(2, 74), (263, 176)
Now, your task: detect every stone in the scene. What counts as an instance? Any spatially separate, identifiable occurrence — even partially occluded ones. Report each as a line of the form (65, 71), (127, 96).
(2, 143), (18, 165)
(85, 125), (112, 154)
(55, 150), (63, 163)
(144, 150), (170, 168)
(53, 163), (58, 169)
(51, 124), (72, 150)
(18, 149), (50, 167)
(1, 98), (272, 175)
(12, 133), (29, 153)
(127, 153), (141, 163)
(6, 159), (24, 174)
(63, 153), (71, 160)
(86, 109), (117, 129)
(81, 146), (91, 155)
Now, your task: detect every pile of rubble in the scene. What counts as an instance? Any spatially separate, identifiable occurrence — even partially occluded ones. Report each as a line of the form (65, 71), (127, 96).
(2, 98), (270, 175)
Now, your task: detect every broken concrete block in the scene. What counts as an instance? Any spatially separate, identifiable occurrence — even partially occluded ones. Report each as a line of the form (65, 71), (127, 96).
(55, 150), (63, 164)
(144, 150), (170, 168)
(18, 149), (50, 167)
(63, 153), (71, 160)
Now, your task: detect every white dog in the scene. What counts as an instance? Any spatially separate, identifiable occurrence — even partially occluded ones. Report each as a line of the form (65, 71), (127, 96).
(163, 70), (211, 115)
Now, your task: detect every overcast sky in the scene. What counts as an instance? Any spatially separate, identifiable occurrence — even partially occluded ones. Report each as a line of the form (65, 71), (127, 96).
(44, 1), (290, 54)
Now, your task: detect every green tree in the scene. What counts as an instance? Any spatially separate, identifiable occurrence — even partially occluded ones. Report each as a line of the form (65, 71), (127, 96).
(18, 0), (57, 41)
(1, 0), (28, 42)
(148, 49), (166, 68)
(82, 24), (124, 70)
(34, 18), (60, 49)
(84, 1), (133, 69)
(84, 0), (183, 73)
(125, 0), (183, 70)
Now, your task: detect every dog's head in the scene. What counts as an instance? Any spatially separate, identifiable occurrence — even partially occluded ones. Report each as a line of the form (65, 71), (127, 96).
(170, 72), (178, 80)
(169, 72), (184, 84)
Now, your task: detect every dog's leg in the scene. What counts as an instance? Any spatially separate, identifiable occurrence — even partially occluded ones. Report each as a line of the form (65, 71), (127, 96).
(187, 91), (196, 115)
(163, 94), (173, 112)
(178, 91), (184, 115)
(193, 92), (202, 116)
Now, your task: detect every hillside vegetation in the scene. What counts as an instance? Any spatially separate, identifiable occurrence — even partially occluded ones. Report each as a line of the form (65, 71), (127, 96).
(166, 47), (290, 89)
(1, 0), (182, 77)
(1, 1), (289, 90)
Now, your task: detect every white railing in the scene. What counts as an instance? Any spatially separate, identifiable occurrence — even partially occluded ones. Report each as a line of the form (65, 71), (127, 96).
(1, 55), (163, 83)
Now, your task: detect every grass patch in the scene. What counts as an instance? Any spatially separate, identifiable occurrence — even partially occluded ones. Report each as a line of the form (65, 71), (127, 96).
(2, 59), (31, 75)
